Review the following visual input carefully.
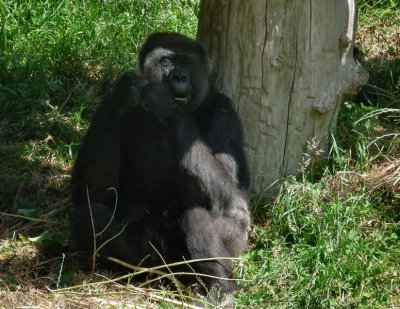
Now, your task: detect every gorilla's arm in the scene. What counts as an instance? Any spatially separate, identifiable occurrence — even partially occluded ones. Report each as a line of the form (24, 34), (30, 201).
(176, 113), (250, 231)
(72, 72), (146, 204)
(199, 93), (250, 193)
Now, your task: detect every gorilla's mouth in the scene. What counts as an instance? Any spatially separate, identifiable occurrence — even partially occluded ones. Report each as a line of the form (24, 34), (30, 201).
(174, 95), (189, 104)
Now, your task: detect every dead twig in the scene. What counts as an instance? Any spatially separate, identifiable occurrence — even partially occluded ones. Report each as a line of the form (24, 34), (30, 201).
(107, 256), (187, 292)
(0, 212), (52, 223)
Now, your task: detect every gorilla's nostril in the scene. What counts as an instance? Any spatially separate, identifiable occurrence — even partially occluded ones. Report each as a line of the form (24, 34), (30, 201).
(169, 70), (188, 84)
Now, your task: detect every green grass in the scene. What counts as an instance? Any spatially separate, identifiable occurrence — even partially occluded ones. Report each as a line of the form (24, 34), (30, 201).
(238, 174), (400, 308)
(355, 0), (400, 109)
(0, 0), (198, 130)
(1, 0), (399, 308)
(0, 0), (198, 135)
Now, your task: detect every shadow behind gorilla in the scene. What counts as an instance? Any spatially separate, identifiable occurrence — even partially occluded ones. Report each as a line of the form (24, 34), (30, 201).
(71, 32), (251, 298)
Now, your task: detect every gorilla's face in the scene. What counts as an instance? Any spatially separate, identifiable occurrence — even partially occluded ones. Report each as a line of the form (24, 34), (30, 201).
(142, 48), (193, 101)
(139, 33), (209, 110)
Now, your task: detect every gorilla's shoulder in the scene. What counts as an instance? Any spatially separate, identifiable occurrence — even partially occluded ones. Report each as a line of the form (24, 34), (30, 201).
(202, 86), (236, 113)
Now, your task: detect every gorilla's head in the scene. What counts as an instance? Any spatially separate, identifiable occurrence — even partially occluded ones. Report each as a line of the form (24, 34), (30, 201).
(139, 32), (209, 110)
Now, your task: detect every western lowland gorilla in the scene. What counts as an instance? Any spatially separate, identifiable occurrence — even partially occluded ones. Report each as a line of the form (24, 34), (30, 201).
(71, 32), (251, 300)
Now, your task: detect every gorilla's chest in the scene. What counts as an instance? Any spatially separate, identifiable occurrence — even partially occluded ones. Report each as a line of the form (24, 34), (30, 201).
(119, 108), (208, 211)
(122, 110), (176, 172)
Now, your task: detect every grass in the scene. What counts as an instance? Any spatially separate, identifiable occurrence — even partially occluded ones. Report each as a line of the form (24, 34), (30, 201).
(0, 0), (399, 308)
(356, 0), (400, 109)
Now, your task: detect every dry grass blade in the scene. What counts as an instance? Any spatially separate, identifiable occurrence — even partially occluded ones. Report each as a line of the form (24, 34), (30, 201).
(364, 159), (400, 195)
(0, 212), (52, 223)
(107, 256), (187, 291)
(89, 297), (149, 309)
(322, 158), (400, 201)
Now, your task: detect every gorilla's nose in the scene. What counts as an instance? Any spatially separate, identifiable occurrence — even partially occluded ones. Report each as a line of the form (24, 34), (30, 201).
(168, 69), (192, 98)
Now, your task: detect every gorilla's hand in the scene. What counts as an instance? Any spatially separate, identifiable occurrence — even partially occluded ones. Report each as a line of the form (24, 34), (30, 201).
(140, 82), (186, 121)
(114, 72), (148, 106)
(226, 197), (251, 234)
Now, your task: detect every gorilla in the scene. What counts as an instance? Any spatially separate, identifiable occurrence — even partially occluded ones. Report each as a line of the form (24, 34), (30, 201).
(71, 32), (250, 300)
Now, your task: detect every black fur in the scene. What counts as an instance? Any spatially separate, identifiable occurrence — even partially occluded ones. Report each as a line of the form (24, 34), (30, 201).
(71, 32), (250, 299)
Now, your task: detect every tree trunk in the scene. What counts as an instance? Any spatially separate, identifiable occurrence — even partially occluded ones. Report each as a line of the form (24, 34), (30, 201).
(197, 0), (369, 192)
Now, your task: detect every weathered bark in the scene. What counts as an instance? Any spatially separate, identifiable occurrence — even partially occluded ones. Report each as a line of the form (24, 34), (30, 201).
(197, 0), (369, 192)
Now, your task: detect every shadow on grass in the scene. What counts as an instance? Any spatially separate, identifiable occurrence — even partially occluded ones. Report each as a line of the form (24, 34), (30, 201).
(354, 54), (400, 108)
(0, 53), (115, 291)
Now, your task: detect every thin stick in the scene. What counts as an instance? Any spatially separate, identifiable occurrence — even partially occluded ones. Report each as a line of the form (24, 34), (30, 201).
(142, 293), (206, 309)
(107, 256), (186, 291)
(58, 290), (207, 309)
(95, 223), (127, 255)
(87, 186), (124, 273)
(53, 256), (243, 292)
(97, 187), (118, 236)
(107, 256), (240, 274)
(108, 257), (246, 282)
(56, 253), (66, 289)
(86, 186), (97, 274)
(182, 256), (207, 292)
(0, 212), (52, 223)
(150, 242), (187, 293)
(90, 297), (148, 309)
(138, 271), (245, 285)
(12, 183), (23, 212)
(53, 273), (135, 292)
(34, 256), (63, 268)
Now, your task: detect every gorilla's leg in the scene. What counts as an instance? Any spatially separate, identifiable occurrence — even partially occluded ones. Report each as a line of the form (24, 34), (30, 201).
(71, 202), (181, 267)
(180, 207), (246, 297)
(71, 202), (145, 263)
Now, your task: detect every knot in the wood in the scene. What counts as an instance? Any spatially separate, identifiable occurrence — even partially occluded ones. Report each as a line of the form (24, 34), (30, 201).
(271, 56), (283, 70)
(312, 92), (334, 114)
(356, 65), (370, 89)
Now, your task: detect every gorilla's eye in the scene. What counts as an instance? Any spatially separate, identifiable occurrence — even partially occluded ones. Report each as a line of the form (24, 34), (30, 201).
(160, 57), (173, 68)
